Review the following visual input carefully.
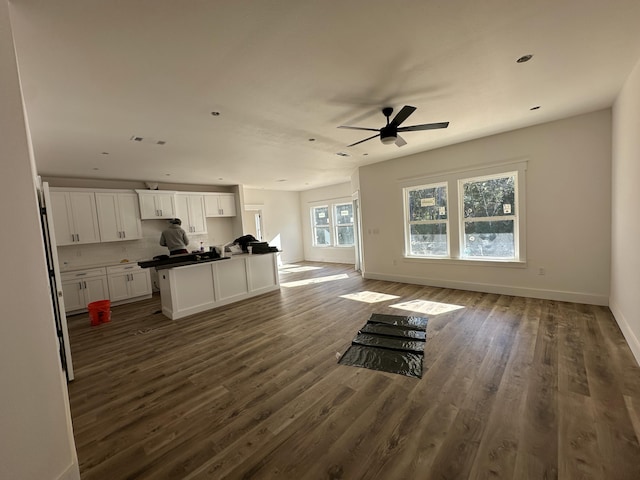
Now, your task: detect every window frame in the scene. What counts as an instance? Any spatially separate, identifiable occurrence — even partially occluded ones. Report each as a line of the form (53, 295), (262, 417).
(333, 202), (355, 247)
(403, 181), (450, 258)
(458, 171), (519, 261)
(401, 160), (527, 265)
(310, 205), (332, 247)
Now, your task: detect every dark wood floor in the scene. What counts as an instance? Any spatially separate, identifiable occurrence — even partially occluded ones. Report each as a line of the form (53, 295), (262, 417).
(66, 262), (640, 479)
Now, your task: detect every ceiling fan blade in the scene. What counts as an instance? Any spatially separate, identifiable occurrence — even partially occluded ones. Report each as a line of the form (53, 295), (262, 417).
(397, 121), (449, 132)
(390, 105), (417, 127)
(338, 126), (380, 132)
(395, 134), (407, 147)
(347, 133), (379, 147)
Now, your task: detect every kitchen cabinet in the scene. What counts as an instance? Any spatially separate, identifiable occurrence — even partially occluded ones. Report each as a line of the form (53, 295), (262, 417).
(204, 193), (236, 217)
(136, 190), (176, 219)
(107, 264), (152, 302)
(49, 190), (101, 246)
(61, 268), (109, 313)
(175, 193), (207, 234)
(157, 253), (279, 320)
(95, 192), (143, 242)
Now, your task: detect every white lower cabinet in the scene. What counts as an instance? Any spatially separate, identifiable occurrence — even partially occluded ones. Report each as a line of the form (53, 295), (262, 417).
(107, 264), (152, 302)
(61, 268), (109, 313)
(158, 253), (279, 320)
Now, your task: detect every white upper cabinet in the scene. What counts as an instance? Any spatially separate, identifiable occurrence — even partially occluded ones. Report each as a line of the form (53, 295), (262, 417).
(136, 190), (176, 219)
(175, 193), (207, 234)
(49, 190), (101, 246)
(204, 193), (237, 217)
(95, 192), (143, 242)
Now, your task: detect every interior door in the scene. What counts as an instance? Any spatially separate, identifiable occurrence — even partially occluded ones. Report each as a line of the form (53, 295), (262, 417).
(41, 182), (74, 381)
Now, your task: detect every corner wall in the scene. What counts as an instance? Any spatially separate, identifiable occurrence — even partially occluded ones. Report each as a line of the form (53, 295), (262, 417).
(358, 110), (612, 305)
(611, 58), (640, 365)
(0, 2), (79, 479)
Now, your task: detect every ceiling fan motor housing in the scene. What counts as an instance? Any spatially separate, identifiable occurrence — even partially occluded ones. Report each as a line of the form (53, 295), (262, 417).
(380, 125), (397, 144)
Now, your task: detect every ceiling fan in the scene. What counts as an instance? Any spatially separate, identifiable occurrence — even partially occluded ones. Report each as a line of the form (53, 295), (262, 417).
(338, 105), (449, 147)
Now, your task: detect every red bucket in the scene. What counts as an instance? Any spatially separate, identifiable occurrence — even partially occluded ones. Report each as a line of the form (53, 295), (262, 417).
(88, 300), (111, 326)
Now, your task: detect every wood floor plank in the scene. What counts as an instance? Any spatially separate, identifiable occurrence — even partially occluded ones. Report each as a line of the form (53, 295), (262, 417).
(64, 262), (640, 479)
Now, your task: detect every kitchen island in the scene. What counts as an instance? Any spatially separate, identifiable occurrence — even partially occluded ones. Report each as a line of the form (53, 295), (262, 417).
(155, 252), (279, 320)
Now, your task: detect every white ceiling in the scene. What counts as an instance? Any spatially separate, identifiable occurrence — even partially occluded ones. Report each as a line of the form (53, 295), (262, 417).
(9, 0), (640, 191)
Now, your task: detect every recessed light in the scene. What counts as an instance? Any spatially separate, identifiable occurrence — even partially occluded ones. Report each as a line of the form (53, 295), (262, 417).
(530, 105), (541, 110)
(218, 177), (223, 180)
(336, 152), (350, 157)
(165, 173), (171, 176)
(156, 140), (166, 145)
(516, 54), (533, 63)
(308, 138), (316, 142)
(211, 111), (220, 116)
(130, 136), (144, 142)
(276, 179), (287, 182)
(363, 153), (369, 156)
(92, 168), (99, 171)
(101, 152), (109, 155)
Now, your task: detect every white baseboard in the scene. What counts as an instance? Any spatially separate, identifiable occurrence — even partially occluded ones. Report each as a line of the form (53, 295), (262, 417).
(609, 298), (640, 367)
(362, 271), (609, 306)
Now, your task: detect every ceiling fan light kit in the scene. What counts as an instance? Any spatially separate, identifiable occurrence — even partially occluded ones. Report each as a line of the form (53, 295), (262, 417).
(380, 133), (397, 145)
(339, 105), (449, 148)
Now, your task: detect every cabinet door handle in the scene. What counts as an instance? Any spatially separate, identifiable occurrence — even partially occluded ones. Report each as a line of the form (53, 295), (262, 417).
(159, 209), (163, 217)
(83, 281), (87, 289)
(122, 231), (126, 239)
(76, 234), (80, 242)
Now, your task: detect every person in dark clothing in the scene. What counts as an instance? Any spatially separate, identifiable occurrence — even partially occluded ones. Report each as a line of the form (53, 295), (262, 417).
(160, 218), (189, 255)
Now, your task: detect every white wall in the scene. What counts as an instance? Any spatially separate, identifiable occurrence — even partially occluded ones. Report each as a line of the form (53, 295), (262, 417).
(299, 182), (356, 264)
(242, 188), (304, 264)
(0, 3), (79, 479)
(611, 58), (640, 364)
(358, 110), (612, 305)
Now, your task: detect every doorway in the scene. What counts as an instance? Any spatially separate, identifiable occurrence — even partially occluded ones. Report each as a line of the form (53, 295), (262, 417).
(243, 205), (264, 241)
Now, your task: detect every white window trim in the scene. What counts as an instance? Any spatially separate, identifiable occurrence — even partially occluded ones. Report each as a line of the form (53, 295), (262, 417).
(310, 205), (332, 247)
(333, 202), (355, 247)
(458, 170), (520, 261)
(403, 181), (450, 258)
(400, 160), (527, 264)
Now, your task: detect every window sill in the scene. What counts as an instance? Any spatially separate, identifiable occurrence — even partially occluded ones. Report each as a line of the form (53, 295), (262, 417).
(402, 255), (527, 269)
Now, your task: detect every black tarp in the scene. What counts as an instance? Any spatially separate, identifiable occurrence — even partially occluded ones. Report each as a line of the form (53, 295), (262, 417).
(338, 313), (428, 378)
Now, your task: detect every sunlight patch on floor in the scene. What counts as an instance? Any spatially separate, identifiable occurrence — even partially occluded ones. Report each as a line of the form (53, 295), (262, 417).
(279, 265), (324, 273)
(281, 273), (349, 288)
(339, 291), (401, 304)
(390, 299), (464, 316)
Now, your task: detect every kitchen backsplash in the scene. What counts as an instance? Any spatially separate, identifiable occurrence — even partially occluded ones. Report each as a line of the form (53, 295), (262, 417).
(58, 217), (233, 270)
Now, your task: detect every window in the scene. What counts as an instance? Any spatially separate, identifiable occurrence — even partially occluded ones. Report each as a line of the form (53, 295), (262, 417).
(310, 201), (355, 247)
(403, 162), (525, 263)
(460, 172), (518, 259)
(334, 203), (354, 246)
(405, 183), (449, 257)
(312, 206), (331, 246)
